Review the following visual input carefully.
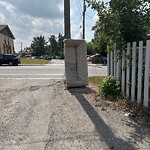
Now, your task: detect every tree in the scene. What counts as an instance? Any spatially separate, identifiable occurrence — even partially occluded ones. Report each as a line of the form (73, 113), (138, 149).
(23, 47), (31, 52)
(48, 33), (64, 58)
(58, 33), (64, 52)
(30, 36), (47, 56)
(57, 33), (64, 58)
(86, 41), (95, 55)
(48, 35), (58, 56)
(110, 0), (149, 42)
(92, 35), (107, 56)
(86, 0), (150, 52)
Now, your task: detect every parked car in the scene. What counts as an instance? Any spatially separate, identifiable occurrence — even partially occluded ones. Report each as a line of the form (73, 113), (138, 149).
(91, 54), (103, 64)
(0, 54), (21, 66)
(88, 54), (107, 64)
(39, 55), (52, 60)
(87, 55), (92, 61)
(103, 56), (107, 64)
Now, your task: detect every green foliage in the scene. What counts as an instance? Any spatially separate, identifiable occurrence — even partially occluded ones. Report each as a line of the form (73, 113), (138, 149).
(100, 76), (120, 95)
(48, 34), (64, 56)
(58, 51), (64, 59)
(30, 36), (47, 56)
(86, 41), (95, 55)
(27, 33), (64, 58)
(92, 34), (107, 55)
(21, 58), (49, 64)
(86, 0), (149, 54)
(57, 33), (64, 52)
(86, 38), (107, 56)
(49, 35), (58, 55)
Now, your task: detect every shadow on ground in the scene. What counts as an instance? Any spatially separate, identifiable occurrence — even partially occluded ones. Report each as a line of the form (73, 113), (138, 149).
(68, 87), (136, 150)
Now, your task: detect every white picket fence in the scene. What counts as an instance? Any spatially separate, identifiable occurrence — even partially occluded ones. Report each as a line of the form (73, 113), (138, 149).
(107, 40), (150, 107)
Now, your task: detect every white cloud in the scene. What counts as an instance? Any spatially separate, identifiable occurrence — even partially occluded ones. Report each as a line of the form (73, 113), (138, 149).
(93, 12), (99, 23)
(0, 1), (15, 13)
(4, 0), (63, 19)
(0, 0), (101, 52)
(0, 12), (6, 22)
(0, 0), (64, 52)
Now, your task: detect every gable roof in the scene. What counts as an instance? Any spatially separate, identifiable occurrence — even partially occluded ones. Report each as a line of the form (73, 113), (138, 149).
(0, 25), (15, 39)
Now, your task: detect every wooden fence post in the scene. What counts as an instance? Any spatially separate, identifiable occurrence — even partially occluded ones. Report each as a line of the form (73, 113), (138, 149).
(121, 49), (126, 95)
(126, 43), (131, 97)
(131, 42), (137, 101)
(144, 40), (150, 107)
(117, 57), (121, 81)
(137, 41), (143, 104)
(114, 44), (117, 78)
(107, 53), (110, 76)
(110, 49), (114, 76)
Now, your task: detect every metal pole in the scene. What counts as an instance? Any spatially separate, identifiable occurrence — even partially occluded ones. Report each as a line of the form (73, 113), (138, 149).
(64, 0), (71, 39)
(83, 0), (86, 39)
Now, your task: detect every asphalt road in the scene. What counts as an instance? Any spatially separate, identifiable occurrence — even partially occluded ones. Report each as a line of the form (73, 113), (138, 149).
(0, 63), (107, 79)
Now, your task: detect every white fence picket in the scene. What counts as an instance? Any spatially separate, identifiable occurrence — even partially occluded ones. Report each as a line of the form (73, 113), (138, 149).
(137, 41), (143, 104)
(144, 40), (150, 107)
(131, 42), (137, 101)
(126, 43), (131, 97)
(117, 58), (121, 81)
(121, 50), (126, 95)
(107, 40), (150, 107)
(110, 50), (114, 76)
(107, 53), (110, 76)
(114, 44), (117, 78)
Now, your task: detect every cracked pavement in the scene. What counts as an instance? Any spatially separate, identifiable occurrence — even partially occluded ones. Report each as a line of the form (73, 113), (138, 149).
(0, 79), (150, 150)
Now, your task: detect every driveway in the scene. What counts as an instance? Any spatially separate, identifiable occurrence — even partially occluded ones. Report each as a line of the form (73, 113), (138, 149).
(0, 79), (149, 150)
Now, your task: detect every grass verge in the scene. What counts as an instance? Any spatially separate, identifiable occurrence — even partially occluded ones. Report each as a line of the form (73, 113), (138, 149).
(21, 58), (49, 64)
(89, 76), (150, 125)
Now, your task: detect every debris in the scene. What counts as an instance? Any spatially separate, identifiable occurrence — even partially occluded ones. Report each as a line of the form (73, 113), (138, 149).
(125, 112), (136, 117)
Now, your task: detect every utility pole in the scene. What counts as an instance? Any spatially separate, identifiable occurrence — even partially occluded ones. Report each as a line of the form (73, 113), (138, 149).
(83, 0), (86, 39)
(64, 0), (71, 39)
(21, 42), (22, 52)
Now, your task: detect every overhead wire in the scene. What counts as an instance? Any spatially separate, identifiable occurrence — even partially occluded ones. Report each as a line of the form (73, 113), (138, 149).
(75, 0), (83, 19)
(71, 23), (82, 37)
(71, 0), (83, 38)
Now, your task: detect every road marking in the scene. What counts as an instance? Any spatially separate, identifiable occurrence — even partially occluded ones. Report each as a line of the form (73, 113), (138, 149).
(0, 74), (64, 76)
(0, 78), (64, 80)
(0, 74), (65, 79)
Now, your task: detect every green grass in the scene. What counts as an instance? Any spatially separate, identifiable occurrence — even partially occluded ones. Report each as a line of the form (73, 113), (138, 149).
(21, 58), (49, 64)
(89, 76), (105, 87)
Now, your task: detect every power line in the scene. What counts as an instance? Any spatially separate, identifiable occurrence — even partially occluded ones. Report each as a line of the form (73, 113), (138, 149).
(72, 23), (82, 37)
(85, 13), (93, 21)
(76, 0), (83, 19)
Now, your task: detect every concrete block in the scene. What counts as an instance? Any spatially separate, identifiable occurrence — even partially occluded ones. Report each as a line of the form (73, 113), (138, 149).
(64, 39), (88, 88)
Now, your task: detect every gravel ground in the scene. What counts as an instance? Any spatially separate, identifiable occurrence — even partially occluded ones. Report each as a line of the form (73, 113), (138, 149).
(0, 79), (150, 150)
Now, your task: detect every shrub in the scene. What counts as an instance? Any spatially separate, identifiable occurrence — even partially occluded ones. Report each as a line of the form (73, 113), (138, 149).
(100, 76), (120, 95)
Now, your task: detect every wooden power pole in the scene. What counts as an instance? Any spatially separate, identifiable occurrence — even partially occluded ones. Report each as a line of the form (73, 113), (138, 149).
(64, 0), (71, 39)
(83, 0), (86, 39)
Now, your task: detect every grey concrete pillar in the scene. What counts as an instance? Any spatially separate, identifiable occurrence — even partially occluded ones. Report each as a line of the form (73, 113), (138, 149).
(64, 39), (88, 88)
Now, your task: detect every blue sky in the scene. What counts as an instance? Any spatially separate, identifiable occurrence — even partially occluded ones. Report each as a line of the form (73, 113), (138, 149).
(0, 0), (109, 52)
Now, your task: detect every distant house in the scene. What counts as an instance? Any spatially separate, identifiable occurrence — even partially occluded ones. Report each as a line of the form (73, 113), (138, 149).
(0, 25), (15, 54)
